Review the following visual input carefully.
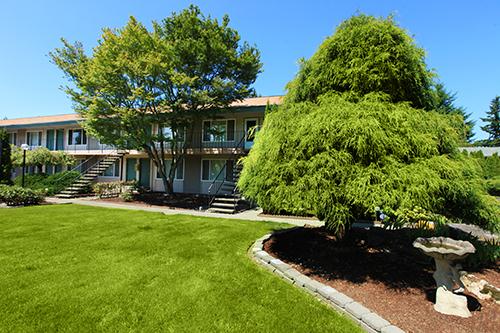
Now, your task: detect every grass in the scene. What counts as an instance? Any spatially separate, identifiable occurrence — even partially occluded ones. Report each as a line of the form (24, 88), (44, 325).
(0, 205), (361, 332)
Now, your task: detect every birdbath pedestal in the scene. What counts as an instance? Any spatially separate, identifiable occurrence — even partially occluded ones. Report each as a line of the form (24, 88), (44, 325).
(413, 237), (476, 318)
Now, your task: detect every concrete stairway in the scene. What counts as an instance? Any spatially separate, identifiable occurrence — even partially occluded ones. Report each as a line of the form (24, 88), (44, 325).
(208, 163), (247, 214)
(55, 153), (124, 199)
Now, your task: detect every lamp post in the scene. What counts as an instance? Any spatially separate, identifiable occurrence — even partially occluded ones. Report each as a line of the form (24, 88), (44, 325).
(21, 144), (29, 187)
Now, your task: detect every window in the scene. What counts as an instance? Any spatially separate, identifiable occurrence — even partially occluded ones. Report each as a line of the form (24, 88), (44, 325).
(156, 159), (184, 180)
(157, 126), (185, 142)
(203, 120), (235, 142)
(103, 160), (121, 177)
(26, 131), (42, 146)
(201, 159), (233, 181)
(68, 129), (87, 145)
(8, 132), (16, 145)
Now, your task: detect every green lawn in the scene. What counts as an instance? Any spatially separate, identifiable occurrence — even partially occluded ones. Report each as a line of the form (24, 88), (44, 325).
(0, 205), (360, 332)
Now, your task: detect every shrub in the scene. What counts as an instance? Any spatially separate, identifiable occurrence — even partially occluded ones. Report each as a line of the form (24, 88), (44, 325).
(0, 185), (44, 206)
(93, 181), (137, 199)
(239, 94), (500, 235)
(485, 177), (500, 196)
(120, 190), (134, 202)
(13, 171), (80, 195)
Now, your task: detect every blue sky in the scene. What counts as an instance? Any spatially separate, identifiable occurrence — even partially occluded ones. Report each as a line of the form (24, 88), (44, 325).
(1, 1), (499, 140)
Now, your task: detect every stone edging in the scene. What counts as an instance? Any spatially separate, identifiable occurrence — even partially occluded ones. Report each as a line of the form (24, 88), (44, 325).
(250, 231), (405, 333)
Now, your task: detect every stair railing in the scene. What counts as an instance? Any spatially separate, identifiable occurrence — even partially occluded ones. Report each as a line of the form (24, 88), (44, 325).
(207, 133), (246, 208)
(54, 150), (123, 194)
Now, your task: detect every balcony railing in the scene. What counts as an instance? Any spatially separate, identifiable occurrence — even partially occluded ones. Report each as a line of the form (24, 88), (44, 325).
(18, 130), (257, 154)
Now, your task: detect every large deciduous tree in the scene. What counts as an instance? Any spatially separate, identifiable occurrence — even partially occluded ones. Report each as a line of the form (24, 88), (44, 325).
(285, 14), (434, 109)
(50, 5), (262, 194)
(480, 96), (500, 146)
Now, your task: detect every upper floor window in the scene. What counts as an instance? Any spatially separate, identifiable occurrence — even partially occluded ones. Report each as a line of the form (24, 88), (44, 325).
(26, 131), (42, 147)
(8, 132), (16, 145)
(203, 119), (235, 142)
(68, 129), (87, 145)
(157, 126), (185, 142)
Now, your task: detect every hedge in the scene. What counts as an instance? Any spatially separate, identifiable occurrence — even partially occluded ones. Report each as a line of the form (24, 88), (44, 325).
(0, 185), (45, 206)
(13, 170), (80, 196)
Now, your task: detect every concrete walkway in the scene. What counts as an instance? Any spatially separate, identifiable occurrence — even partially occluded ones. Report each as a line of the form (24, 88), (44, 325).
(45, 197), (323, 227)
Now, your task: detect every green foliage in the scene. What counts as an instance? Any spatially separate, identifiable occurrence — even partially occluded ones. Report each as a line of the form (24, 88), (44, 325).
(480, 96), (500, 146)
(0, 129), (12, 185)
(13, 171), (80, 196)
(0, 185), (44, 206)
(467, 152), (500, 196)
(50, 5), (262, 194)
(93, 181), (137, 199)
(430, 83), (475, 143)
(120, 190), (134, 202)
(384, 206), (449, 230)
(11, 147), (75, 168)
(286, 14), (434, 109)
(239, 94), (500, 235)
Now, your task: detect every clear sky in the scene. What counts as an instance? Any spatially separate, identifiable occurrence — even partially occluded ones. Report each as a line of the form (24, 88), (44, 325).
(1, 0), (499, 140)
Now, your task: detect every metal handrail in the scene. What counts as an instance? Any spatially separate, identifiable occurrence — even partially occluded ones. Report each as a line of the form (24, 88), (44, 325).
(207, 133), (246, 207)
(54, 150), (123, 193)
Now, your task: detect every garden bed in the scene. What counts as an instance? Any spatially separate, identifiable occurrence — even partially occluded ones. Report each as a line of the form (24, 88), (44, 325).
(97, 192), (209, 210)
(264, 227), (499, 333)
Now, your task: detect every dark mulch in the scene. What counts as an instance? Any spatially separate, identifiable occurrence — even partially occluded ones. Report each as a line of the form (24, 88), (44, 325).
(100, 192), (209, 210)
(264, 227), (500, 333)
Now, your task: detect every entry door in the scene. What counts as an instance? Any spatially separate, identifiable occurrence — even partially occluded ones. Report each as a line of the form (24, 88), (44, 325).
(245, 119), (258, 149)
(139, 159), (151, 188)
(126, 159), (137, 181)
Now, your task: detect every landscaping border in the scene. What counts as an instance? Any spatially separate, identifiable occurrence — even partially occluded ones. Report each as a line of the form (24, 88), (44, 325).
(250, 230), (405, 333)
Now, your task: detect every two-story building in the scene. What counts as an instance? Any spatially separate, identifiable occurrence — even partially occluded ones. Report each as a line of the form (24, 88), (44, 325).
(0, 96), (282, 211)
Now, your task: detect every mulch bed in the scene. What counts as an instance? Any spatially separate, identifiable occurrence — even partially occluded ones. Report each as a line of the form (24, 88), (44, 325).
(98, 192), (209, 210)
(264, 227), (499, 333)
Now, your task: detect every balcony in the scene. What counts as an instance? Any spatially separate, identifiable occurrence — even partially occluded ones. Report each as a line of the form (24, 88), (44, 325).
(61, 130), (257, 155)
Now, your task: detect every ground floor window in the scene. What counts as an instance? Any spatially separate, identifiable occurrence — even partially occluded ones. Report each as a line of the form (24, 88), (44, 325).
(201, 159), (233, 181)
(103, 160), (120, 177)
(156, 159), (184, 180)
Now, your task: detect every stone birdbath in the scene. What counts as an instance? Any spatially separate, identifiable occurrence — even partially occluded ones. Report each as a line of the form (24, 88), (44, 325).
(413, 237), (476, 318)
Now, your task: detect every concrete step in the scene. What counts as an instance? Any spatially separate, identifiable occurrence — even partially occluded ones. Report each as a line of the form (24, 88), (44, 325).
(211, 202), (236, 208)
(208, 207), (236, 214)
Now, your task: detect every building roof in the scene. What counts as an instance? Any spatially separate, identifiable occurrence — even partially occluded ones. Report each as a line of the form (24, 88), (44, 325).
(460, 146), (500, 157)
(0, 96), (283, 128)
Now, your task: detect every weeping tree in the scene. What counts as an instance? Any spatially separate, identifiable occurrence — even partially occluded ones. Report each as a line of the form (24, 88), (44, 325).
(286, 14), (434, 109)
(50, 5), (262, 194)
(239, 94), (499, 235)
(239, 14), (499, 235)
(0, 129), (12, 184)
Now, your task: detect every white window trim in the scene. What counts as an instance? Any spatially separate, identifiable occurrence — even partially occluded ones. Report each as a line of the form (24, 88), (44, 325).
(154, 158), (185, 181)
(200, 158), (230, 182)
(67, 128), (87, 146)
(202, 119), (236, 143)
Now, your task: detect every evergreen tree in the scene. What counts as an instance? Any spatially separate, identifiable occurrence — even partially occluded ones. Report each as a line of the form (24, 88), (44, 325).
(431, 83), (475, 142)
(0, 129), (13, 185)
(480, 96), (500, 146)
